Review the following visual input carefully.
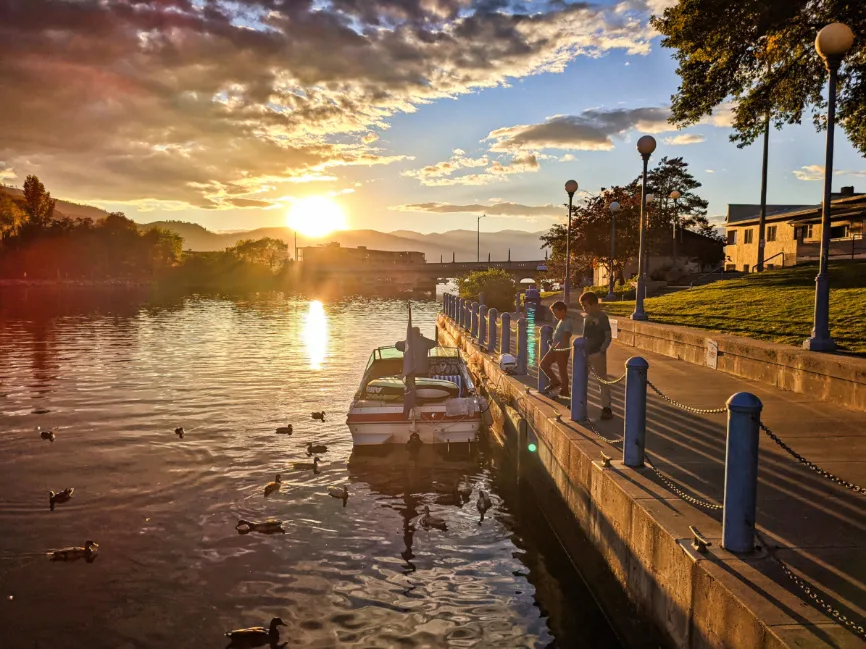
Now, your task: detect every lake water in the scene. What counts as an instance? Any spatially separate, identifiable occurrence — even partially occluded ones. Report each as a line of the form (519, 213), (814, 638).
(0, 289), (620, 649)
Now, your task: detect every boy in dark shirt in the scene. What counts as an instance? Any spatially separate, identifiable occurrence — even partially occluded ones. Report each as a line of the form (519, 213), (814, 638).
(579, 292), (613, 420)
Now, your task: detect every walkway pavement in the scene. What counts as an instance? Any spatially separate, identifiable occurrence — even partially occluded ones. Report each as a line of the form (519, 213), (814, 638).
(521, 335), (866, 648)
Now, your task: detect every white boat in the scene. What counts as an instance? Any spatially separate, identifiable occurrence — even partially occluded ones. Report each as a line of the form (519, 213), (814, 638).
(346, 346), (484, 446)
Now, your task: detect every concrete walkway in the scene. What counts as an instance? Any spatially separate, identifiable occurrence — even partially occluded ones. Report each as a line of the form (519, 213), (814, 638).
(522, 336), (866, 647)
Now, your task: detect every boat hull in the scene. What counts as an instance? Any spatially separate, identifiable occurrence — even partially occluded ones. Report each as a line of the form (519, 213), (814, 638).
(346, 410), (480, 446)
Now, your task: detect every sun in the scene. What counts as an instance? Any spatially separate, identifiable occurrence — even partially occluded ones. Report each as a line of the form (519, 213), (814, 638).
(287, 196), (347, 238)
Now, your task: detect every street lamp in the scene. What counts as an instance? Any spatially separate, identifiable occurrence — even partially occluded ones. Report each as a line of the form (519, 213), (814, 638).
(804, 22), (854, 353)
(632, 136), (656, 320)
(669, 190), (681, 269)
(477, 213), (486, 262)
(564, 180), (578, 304)
(606, 201), (621, 301)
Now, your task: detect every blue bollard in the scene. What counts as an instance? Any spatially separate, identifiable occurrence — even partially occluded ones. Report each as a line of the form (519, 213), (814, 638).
(500, 312), (512, 356)
(538, 325), (553, 392)
(460, 299), (467, 329)
(464, 300), (471, 331)
(722, 392), (763, 554)
(478, 305), (488, 347)
(516, 317), (528, 374)
(623, 357), (649, 467)
(471, 302), (479, 338)
(443, 293), (448, 318)
(487, 308), (498, 353)
(447, 294), (453, 320)
(570, 338), (588, 421)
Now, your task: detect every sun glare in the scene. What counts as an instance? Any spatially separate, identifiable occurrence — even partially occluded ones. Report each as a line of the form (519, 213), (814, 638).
(302, 300), (328, 370)
(287, 196), (347, 238)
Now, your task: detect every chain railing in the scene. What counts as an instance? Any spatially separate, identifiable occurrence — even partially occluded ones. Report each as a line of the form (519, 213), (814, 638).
(760, 423), (863, 494)
(588, 364), (626, 385)
(646, 380), (727, 415)
(644, 452), (724, 511)
(582, 417), (623, 445)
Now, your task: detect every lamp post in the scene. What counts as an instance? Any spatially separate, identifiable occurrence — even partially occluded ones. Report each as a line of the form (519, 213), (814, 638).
(606, 201), (621, 301)
(669, 190), (681, 269)
(804, 22), (854, 353)
(477, 213), (486, 262)
(564, 180), (578, 305)
(756, 113), (770, 272)
(632, 136), (656, 321)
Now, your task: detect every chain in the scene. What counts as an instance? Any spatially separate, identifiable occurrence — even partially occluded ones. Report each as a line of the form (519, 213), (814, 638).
(646, 380), (727, 415)
(644, 453), (723, 510)
(582, 418), (623, 445)
(760, 423), (863, 494)
(588, 364), (626, 385)
(754, 529), (866, 640)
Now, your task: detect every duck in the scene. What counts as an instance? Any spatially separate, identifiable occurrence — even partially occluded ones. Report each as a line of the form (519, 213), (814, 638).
(457, 479), (473, 501)
(49, 540), (98, 562)
(275, 423), (293, 435)
(38, 427), (56, 442)
(311, 411), (325, 421)
(292, 456), (320, 472)
(406, 432), (422, 456)
(264, 474), (282, 497)
(225, 617), (286, 647)
(477, 491), (492, 520)
(49, 487), (74, 509)
(328, 484), (349, 505)
(306, 442), (328, 455)
(420, 506), (447, 531)
(235, 519), (285, 534)
(174, 427), (184, 439)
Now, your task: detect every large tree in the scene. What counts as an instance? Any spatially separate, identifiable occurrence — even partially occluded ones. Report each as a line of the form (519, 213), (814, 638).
(652, 1), (866, 152)
(22, 175), (56, 227)
(0, 193), (26, 240)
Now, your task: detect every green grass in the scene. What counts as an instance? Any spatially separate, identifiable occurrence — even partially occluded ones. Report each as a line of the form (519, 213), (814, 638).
(603, 261), (866, 355)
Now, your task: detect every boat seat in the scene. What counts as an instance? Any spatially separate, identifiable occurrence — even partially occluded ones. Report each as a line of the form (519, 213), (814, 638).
(431, 374), (462, 397)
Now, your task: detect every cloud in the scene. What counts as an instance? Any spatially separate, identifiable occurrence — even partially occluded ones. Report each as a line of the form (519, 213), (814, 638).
(663, 133), (705, 145)
(0, 0), (658, 209)
(485, 107), (673, 151)
(488, 153), (540, 174)
(403, 150), (538, 186)
(0, 163), (16, 182)
(362, 133), (379, 144)
(559, 153), (576, 162)
(699, 102), (736, 128)
(705, 169), (715, 174)
(391, 200), (562, 217)
(793, 165), (866, 181)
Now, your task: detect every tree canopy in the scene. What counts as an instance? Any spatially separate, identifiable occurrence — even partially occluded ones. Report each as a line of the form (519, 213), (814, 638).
(653, 1), (866, 152)
(457, 268), (516, 312)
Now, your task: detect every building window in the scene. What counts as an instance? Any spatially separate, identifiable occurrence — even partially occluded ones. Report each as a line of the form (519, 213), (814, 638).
(767, 225), (777, 242)
(727, 230), (737, 245)
(725, 264), (737, 271)
(744, 229), (754, 244)
(830, 224), (850, 239)
(795, 224), (814, 240)
(742, 264), (750, 273)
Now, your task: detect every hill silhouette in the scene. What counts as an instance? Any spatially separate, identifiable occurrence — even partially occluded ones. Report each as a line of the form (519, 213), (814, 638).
(0, 186), (110, 222)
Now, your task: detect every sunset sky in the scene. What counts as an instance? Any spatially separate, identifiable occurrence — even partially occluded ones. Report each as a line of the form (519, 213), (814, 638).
(1, 0), (864, 234)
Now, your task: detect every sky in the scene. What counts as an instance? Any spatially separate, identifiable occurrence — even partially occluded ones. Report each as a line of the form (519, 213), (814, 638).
(0, 0), (864, 235)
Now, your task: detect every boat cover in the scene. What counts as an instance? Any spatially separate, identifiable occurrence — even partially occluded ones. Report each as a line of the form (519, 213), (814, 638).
(364, 376), (459, 401)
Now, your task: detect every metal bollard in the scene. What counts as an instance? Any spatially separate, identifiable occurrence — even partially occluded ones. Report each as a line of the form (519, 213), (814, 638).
(487, 308), (499, 353)
(500, 312), (512, 355)
(623, 357), (649, 467)
(448, 294), (454, 320)
(455, 297), (461, 326)
(538, 325), (553, 393)
(471, 302), (479, 338)
(722, 392), (763, 554)
(570, 338), (588, 421)
(464, 300), (471, 331)
(461, 299), (468, 329)
(478, 305), (488, 347)
(516, 317), (528, 374)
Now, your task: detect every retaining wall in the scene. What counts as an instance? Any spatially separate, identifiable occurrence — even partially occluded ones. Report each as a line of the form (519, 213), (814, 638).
(602, 317), (866, 413)
(439, 314), (819, 649)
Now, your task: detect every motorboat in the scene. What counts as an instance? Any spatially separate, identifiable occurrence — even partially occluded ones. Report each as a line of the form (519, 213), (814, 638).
(346, 345), (484, 446)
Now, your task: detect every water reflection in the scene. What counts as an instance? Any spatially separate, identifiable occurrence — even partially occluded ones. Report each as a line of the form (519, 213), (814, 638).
(302, 299), (327, 369)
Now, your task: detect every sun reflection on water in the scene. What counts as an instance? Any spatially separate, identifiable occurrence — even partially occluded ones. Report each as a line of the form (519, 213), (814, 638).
(303, 300), (328, 369)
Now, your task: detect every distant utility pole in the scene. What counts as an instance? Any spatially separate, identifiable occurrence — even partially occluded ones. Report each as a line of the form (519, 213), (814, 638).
(477, 214), (486, 262)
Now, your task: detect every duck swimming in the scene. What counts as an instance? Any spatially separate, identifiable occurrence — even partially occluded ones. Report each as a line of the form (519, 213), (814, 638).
(457, 479), (473, 501)
(292, 456), (320, 472)
(49, 488), (74, 509)
(174, 427), (184, 439)
(328, 484), (349, 505)
(264, 474), (282, 497)
(420, 506), (447, 531)
(49, 540), (98, 562)
(306, 442), (328, 455)
(225, 617), (286, 647)
(38, 427), (56, 442)
(311, 411), (325, 421)
(477, 491), (492, 521)
(235, 519), (285, 534)
(275, 423), (293, 435)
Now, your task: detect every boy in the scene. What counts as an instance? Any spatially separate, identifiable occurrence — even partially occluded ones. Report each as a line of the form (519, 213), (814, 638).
(540, 300), (573, 397)
(579, 292), (613, 420)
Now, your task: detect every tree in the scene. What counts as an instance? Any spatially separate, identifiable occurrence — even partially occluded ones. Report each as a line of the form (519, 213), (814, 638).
(0, 193), (26, 240)
(22, 175), (56, 227)
(652, 1), (866, 152)
(457, 268), (516, 312)
(229, 237), (288, 272)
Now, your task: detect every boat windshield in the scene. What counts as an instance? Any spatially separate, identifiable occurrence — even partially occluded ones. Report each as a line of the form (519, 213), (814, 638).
(362, 345), (461, 374)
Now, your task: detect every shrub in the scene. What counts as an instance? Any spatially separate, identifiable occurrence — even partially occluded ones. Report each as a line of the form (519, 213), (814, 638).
(457, 268), (516, 312)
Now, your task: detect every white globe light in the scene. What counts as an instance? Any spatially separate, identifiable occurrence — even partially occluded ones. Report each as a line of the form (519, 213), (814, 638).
(565, 180), (578, 194)
(637, 135), (657, 156)
(609, 201), (621, 212)
(669, 190), (682, 200)
(816, 23), (854, 59)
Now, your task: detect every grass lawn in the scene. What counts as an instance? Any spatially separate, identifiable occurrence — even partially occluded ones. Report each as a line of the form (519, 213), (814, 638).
(603, 261), (866, 355)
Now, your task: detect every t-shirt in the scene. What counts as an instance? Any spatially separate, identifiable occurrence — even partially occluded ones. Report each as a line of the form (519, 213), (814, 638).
(552, 317), (574, 349)
(583, 311), (611, 355)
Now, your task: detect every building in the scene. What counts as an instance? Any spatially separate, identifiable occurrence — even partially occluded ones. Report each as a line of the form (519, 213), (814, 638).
(724, 187), (866, 271)
(298, 242), (426, 266)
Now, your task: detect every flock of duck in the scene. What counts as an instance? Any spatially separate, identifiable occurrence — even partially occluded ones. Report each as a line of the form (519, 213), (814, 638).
(35, 408), (495, 647)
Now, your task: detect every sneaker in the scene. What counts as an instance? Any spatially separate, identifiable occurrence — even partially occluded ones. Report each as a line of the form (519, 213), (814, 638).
(600, 407), (613, 420)
(542, 383), (561, 396)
